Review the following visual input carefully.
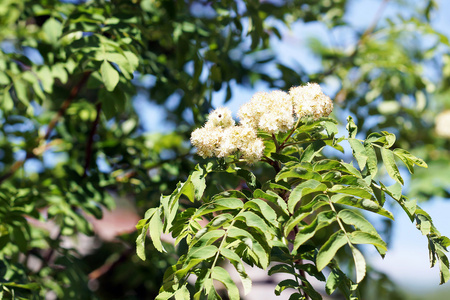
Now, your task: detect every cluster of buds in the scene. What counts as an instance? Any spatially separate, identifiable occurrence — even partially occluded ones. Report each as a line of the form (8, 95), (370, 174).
(190, 83), (333, 163)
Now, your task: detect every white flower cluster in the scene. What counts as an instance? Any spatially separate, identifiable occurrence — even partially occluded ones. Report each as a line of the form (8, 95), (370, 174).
(190, 83), (333, 163)
(238, 91), (295, 134)
(190, 108), (265, 163)
(289, 83), (333, 120)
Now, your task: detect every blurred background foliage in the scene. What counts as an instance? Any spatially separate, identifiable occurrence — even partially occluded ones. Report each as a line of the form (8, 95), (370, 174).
(0, 0), (449, 299)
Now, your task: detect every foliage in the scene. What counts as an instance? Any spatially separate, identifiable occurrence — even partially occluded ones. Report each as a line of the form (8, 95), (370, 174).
(137, 114), (450, 299)
(0, 0), (449, 298)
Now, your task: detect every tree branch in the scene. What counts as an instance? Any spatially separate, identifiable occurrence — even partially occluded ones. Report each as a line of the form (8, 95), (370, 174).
(88, 248), (134, 280)
(83, 102), (102, 178)
(0, 71), (92, 185)
(44, 71), (92, 140)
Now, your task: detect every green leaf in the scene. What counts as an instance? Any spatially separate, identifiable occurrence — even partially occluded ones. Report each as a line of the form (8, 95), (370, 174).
(174, 285), (190, 300)
(313, 159), (342, 172)
(239, 211), (270, 237)
(338, 210), (378, 234)
(297, 277), (325, 300)
(340, 162), (362, 178)
(393, 148), (428, 174)
(276, 166), (321, 182)
(381, 131), (396, 148)
(143, 207), (157, 221)
(349, 231), (387, 254)
(293, 211), (336, 252)
(296, 263), (326, 282)
(416, 214), (431, 235)
(435, 245), (450, 284)
(262, 181), (290, 191)
(236, 168), (260, 190)
(195, 198), (243, 217)
(350, 246), (366, 283)
(191, 165), (207, 200)
(155, 291), (174, 300)
(288, 293), (303, 300)
(220, 248), (252, 295)
(328, 185), (373, 199)
(214, 190), (250, 201)
(209, 214), (233, 229)
(275, 279), (298, 296)
(364, 142), (378, 178)
(12, 78), (28, 105)
(284, 195), (329, 237)
(136, 224), (148, 260)
(288, 180), (327, 213)
(180, 177), (195, 203)
(380, 148), (404, 185)
(381, 182), (402, 201)
(101, 60), (120, 91)
(300, 140), (326, 162)
(149, 210), (166, 253)
(323, 120), (338, 136)
(253, 189), (289, 216)
(2, 281), (39, 290)
(317, 230), (347, 271)
(191, 229), (225, 247)
(269, 264), (295, 275)
(160, 190), (180, 233)
(325, 269), (350, 296)
(271, 152), (300, 163)
(367, 131), (396, 147)
(2, 89), (13, 112)
(186, 245), (218, 260)
(348, 139), (368, 170)
(390, 194), (416, 222)
(244, 198), (278, 226)
(211, 266), (240, 300)
(43, 17), (62, 44)
(331, 194), (394, 220)
(228, 226), (269, 269)
(51, 63), (68, 84)
(315, 160), (362, 179)
(37, 66), (54, 93)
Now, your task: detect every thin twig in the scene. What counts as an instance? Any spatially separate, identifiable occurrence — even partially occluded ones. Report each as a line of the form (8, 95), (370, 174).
(83, 103), (102, 178)
(279, 119), (302, 150)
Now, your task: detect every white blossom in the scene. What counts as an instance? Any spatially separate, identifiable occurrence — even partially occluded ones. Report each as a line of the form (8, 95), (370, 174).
(237, 92), (267, 129)
(205, 107), (235, 128)
(190, 126), (223, 158)
(238, 90), (294, 134)
(289, 83), (333, 120)
(191, 83), (334, 163)
(241, 138), (265, 164)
